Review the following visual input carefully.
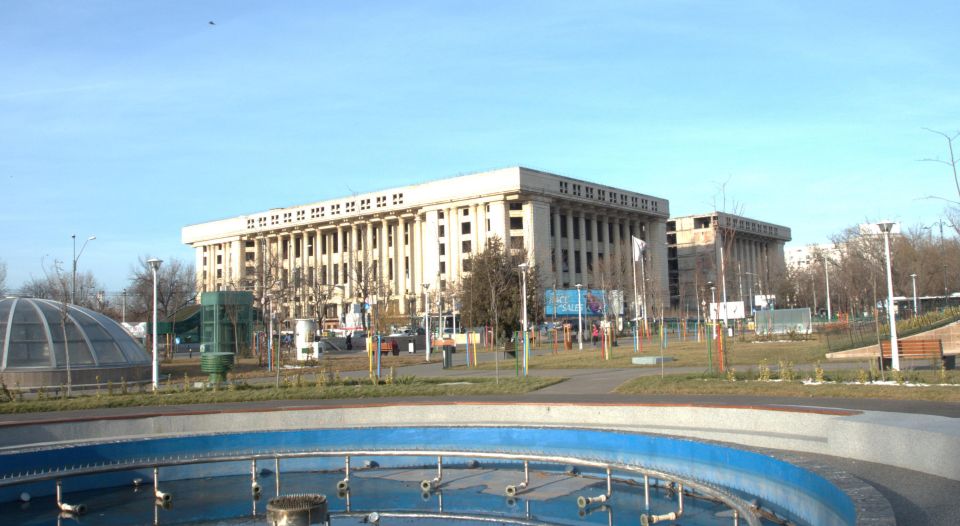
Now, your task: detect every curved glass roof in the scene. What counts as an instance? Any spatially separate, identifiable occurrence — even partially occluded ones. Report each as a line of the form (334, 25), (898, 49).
(0, 297), (150, 370)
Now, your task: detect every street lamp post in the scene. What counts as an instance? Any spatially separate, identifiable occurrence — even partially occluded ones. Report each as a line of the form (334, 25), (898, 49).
(876, 221), (901, 370)
(423, 284), (431, 362)
(911, 273), (918, 316)
(71, 235), (96, 305)
(518, 263), (529, 375)
(575, 283), (583, 351)
(147, 258), (163, 391)
(824, 256), (832, 321)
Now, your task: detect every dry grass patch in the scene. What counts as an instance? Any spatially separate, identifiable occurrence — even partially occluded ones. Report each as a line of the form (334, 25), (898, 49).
(0, 376), (564, 414)
(616, 372), (960, 402)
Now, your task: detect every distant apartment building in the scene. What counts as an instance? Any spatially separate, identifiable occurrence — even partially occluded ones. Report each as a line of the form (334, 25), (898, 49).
(182, 167), (670, 324)
(667, 212), (791, 312)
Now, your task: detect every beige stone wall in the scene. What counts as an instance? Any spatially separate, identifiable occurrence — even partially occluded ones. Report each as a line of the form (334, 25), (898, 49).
(183, 167), (670, 321)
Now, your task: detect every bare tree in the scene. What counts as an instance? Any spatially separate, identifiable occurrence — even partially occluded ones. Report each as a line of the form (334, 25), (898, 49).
(0, 259), (6, 297)
(921, 128), (960, 235)
(18, 269), (103, 309)
(127, 256), (196, 321)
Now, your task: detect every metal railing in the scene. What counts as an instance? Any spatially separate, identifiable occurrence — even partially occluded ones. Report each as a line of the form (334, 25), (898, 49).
(2, 446), (760, 525)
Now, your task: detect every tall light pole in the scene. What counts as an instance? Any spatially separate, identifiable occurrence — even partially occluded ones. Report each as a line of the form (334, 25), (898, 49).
(824, 256), (832, 321)
(121, 288), (127, 324)
(147, 258), (163, 391)
(709, 283), (717, 324)
(911, 273), (918, 315)
(71, 234), (96, 305)
(876, 221), (900, 370)
(423, 283), (431, 362)
(575, 283), (583, 351)
(518, 263), (529, 375)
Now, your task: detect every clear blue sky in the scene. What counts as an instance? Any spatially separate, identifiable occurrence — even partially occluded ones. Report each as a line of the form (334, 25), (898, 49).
(2, 1), (959, 293)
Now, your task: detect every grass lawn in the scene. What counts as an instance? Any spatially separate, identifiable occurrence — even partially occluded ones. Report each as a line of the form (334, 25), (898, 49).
(616, 372), (960, 402)
(162, 353), (437, 383)
(461, 335), (832, 370)
(0, 376), (563, 414)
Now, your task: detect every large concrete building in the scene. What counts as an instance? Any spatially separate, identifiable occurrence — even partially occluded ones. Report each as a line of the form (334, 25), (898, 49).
(182, 167), (670, 325)
(667, 212), (791, 312)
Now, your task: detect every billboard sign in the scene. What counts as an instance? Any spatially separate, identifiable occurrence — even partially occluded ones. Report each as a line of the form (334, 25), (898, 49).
(545, 289), (623, 316)
(709, 301), (745, 320)
(754, 295), (776, 309)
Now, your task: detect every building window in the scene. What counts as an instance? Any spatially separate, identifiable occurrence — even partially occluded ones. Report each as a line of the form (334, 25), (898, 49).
(216, 254), (222, 264)
(438, 224), (445, 237)
(439, 244), (445, 256)
(462, 208), (469, 217)
(440, 261), (446, 274)
(510, 237), (524, 249)
(510, 217), (523, 230)
(462, 240), (471, 253)
(463, 259), (472, 272)
(461, 222), (471, 235)
(245, 252), (255, 262)
(509, 202), (523, 211)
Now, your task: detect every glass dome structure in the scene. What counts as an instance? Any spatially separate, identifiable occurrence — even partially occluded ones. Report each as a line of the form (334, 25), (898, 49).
(0, 297), (150, 388)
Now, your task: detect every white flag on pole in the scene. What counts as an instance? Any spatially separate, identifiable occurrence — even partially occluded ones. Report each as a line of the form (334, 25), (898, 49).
(631, 236), (646, 262)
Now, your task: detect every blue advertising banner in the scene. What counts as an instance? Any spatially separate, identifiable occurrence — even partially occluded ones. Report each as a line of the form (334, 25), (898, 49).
(545, 289), (621, 316)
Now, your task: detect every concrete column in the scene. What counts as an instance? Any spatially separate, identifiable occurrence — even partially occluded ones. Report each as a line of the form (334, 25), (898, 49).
(350, 223), (359, 296)
(445, 207), (454, 284)
(527, 200), (552, 281)
(612, 216), (622, 281)
(591, 212), (600, 288)
(381, 218), (390, 296)
(473, 203), (487, 252)
(487, 201), (508, 247)
(423, 210), (441, 291)
(565, 211), (576, 286)
(413, 214), (423, 297)
(647, 220), (669, 307)
(230, 239), (242, 284)
(471, 203), (480, 258)
(552, 206), (562, 283)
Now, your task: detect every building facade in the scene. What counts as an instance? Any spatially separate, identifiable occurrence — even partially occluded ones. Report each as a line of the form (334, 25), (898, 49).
(667, 212), (791, 312)
(182, 167), (670, 324)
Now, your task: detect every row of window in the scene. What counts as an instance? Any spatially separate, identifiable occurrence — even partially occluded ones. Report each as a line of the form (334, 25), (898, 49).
(558, 181), (659, 212)
(245, 193), (406, 230)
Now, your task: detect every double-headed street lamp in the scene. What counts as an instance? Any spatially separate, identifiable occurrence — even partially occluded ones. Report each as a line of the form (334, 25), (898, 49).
(71, 235), (96, 305)
(147, 258), (163, 391)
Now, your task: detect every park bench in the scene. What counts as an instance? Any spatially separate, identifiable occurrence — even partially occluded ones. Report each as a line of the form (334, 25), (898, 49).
(878, 339), (955, 370)
(502, 342), (517, 359)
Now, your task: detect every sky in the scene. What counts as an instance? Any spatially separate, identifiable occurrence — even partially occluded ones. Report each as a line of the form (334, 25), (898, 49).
(2, 1), (959, 295)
